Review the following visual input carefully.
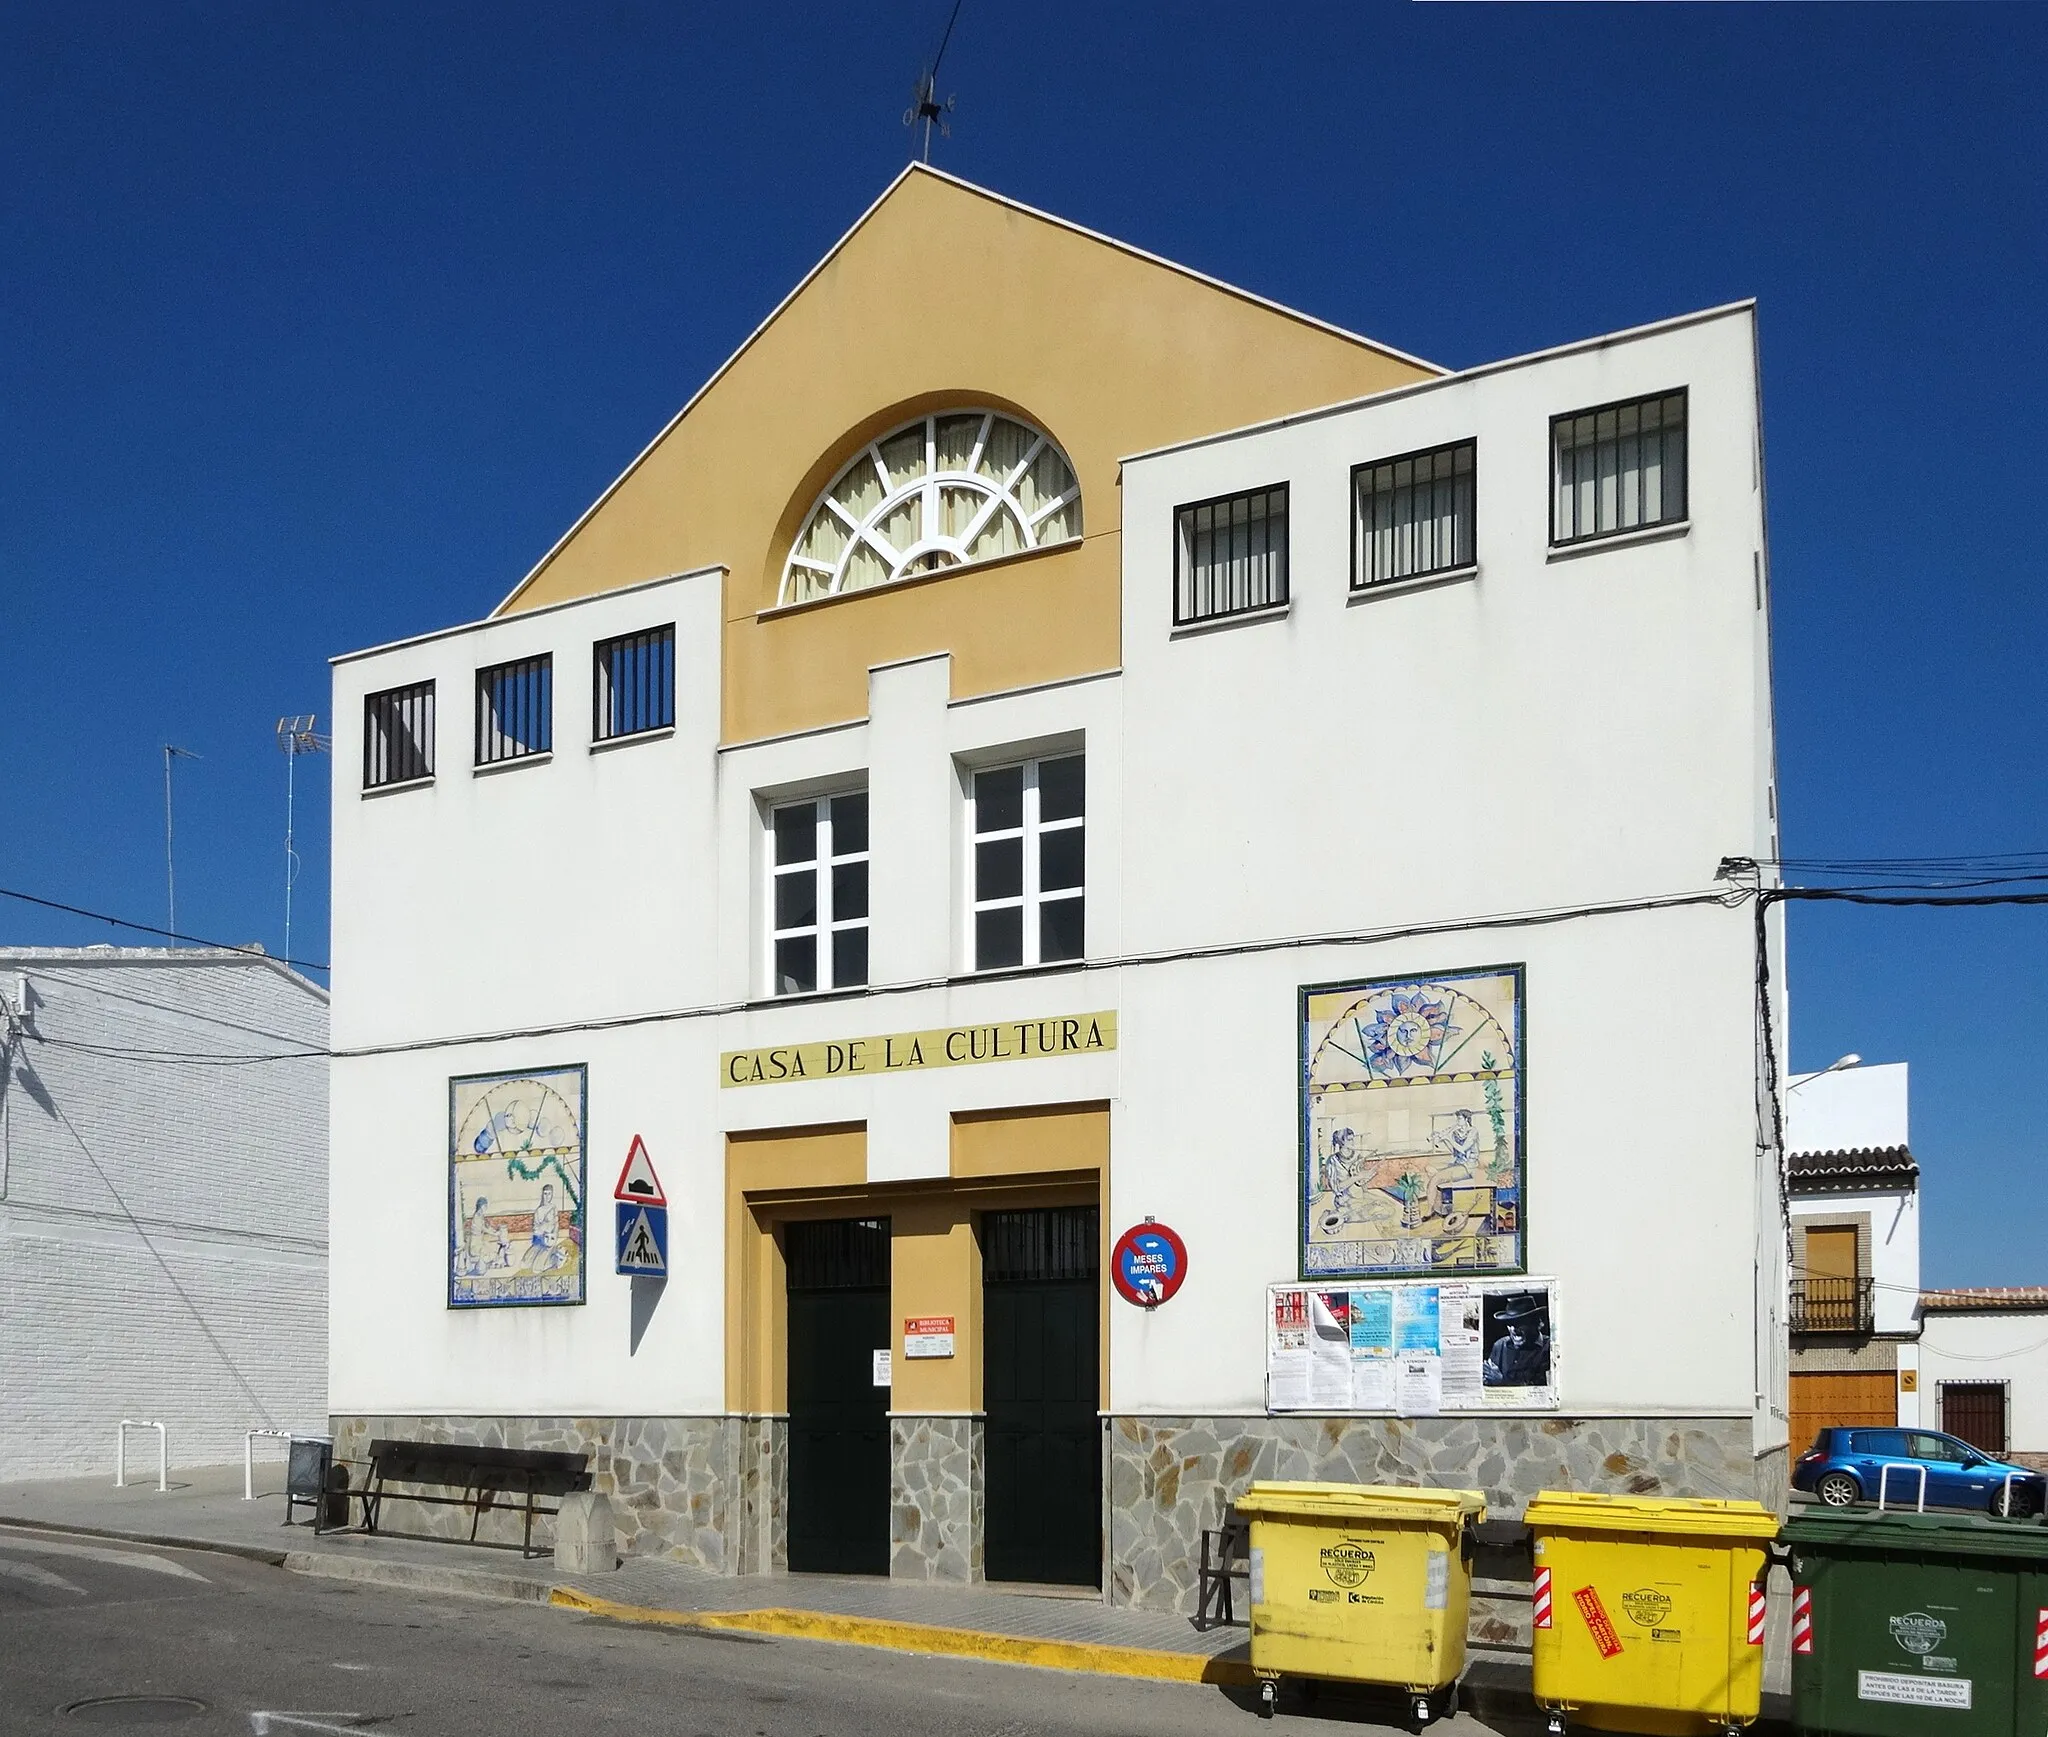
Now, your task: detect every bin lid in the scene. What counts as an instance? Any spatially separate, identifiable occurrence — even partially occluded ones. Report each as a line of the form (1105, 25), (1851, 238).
(1523, 1490), (1780, 1541)
(1236, 1481), (1486, 1524)
(1781, 1505), (2048, 1562)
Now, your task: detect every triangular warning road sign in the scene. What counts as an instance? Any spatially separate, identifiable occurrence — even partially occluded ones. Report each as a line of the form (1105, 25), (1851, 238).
(613, 1135), (666, 1206)
(619, 1208), (666, 1274)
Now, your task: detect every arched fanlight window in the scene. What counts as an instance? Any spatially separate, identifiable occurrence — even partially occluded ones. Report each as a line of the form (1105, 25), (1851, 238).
(780, 411), (1081, 605)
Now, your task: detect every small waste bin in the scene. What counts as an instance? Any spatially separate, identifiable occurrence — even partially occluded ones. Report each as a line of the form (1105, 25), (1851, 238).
(1235, 1480), (1486, 1724)
(1783, 1504), (2048, 1737)
(1524, 1490), (1780, 1737)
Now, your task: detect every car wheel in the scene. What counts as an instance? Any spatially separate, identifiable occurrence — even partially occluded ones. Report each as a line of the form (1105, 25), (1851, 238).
(1816, 1472), (1860, 1508)
(1994, 1484), (2039, 1520)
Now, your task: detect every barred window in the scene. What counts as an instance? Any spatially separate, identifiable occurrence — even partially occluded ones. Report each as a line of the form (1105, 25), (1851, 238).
(769, 791), (869, 995)
(475, 655), (552, 766)
(1354, 441), (1475, 588)
(364, 680), (434, 789)
(1173, 485), (1288, 625)
(1552, 390), (1687, 545)
(595, 625), (675, 741)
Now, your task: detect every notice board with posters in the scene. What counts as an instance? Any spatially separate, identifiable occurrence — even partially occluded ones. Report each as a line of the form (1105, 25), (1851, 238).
(1267, 1278), (1558, 1414)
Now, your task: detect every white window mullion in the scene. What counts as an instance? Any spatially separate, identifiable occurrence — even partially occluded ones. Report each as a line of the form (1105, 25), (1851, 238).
(1022, 762), (1041, 967)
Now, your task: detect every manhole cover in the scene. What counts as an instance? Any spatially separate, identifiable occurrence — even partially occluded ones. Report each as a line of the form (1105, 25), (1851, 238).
(61, 1698), (208, 1725)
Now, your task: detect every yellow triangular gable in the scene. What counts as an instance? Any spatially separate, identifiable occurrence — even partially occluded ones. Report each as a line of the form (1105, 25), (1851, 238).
(497, 165), (1438, 742)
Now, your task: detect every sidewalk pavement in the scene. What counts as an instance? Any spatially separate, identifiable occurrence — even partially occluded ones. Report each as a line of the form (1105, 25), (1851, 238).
(0, 1462), (1786, 1723)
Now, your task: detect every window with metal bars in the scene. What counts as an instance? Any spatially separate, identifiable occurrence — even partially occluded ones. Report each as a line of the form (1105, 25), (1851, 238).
(1551, 389), (1687, 546)
(1354, 440), (1475, 588)
(981, 1206), (1099, 1284)
(784, 1217), (890, 1290)
(1173, 485), (1288, 625)
(768, 791), (869, 995)
(363, 680), (435, 788)
(970, 754), (1083, 971)
(594, 625), (675, 741)
(475, 655), (552, 766)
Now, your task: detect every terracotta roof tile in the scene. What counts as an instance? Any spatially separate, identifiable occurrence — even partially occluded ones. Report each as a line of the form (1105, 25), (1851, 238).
(1921, 1286), (2048, 1312)
(1786, 1145), (1917, 1191)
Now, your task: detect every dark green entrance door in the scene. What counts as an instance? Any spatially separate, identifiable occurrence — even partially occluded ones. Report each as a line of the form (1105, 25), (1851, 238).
(983, 1206), (1101, 1587)
(786, 1216), (890, 1575)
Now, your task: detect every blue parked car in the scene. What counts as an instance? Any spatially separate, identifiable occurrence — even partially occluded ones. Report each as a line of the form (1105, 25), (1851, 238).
(1792, 1426), (2045, 1516)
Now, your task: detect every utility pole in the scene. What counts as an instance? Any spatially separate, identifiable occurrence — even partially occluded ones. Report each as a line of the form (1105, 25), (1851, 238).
(161, 744), (200, 942)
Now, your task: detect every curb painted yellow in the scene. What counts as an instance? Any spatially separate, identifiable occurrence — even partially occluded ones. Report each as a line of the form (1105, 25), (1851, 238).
(549, 1586), (1254, 1686)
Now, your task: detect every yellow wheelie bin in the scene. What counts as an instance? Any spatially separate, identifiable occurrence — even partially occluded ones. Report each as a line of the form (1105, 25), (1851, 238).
(1524, 1490), (1781, 1737)
(1236, 1481), (1487, 1725)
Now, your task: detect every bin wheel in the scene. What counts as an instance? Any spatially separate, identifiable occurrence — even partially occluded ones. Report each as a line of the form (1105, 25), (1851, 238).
(1257, 1679), (1278, 1719)
(1544, 1715), (1567, 1737)
(1413, 1694), (1435, 1728)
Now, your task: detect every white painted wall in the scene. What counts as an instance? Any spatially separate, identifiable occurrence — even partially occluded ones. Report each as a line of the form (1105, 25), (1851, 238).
(326, 306), (1779, 1439)
(1789, 1188), (1921, 1337)
(0, 951), (328, 1479)
(1919, 1310), (2048, 1452)
(1117, 305), (1777, 1429)
(1787, 1062), (1908, 1153)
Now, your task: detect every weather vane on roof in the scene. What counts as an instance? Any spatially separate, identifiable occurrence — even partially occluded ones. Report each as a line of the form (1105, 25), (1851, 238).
(904, 0), (964, 164)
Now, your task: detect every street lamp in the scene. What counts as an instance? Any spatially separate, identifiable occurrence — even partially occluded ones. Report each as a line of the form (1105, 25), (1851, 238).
(1788, 1053), (1861, 1091)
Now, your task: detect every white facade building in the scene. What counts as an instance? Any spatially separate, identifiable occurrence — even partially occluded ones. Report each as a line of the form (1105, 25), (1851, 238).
(1918, 1290), (2048, 1465)
(326, 169), (1785, 1605)
(1783, 1061), (1921, 1443)
(0, 948), (328, 1481)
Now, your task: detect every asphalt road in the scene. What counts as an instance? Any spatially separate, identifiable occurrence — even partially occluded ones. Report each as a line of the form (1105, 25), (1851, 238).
(0, 1527), (1514, 1737)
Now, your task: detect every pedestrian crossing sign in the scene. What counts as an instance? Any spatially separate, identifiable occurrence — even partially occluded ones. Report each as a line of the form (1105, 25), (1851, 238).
(615, 1202), (668, 1275)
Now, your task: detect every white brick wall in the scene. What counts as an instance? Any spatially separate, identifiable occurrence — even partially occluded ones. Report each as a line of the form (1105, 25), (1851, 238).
(0, 949), (328, 1479)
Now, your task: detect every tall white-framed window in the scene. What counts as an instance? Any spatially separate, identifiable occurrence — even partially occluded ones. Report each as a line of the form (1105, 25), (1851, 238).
(969, 754), (1084, 971)
(768, 791), (869, 996)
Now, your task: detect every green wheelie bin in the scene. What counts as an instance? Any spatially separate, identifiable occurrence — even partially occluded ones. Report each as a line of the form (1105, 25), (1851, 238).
(1782, 1505), (2048, 1737)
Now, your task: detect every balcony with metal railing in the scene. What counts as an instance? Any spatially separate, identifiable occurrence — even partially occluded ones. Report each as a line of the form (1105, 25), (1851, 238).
(1790, 1274), (1875, 1334)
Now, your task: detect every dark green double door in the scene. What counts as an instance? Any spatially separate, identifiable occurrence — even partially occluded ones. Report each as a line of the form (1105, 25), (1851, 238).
(784, 1206), (1101, 1585)
(786, 1217), (891, 1575)
(983, 1206), (1101, 1588)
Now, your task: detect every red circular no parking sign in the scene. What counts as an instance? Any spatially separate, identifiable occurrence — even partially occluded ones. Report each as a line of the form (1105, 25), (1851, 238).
(1111, 1221), (1188, 1308)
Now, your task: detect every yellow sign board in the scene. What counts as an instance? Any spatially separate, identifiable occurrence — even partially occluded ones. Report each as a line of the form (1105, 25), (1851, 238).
(722, 1011), (1116, 1088)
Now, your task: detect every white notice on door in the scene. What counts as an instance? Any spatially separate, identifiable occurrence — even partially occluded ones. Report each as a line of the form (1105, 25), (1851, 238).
(872, 1349), (892, 1387)
(1857, 1672), (1971, 1710)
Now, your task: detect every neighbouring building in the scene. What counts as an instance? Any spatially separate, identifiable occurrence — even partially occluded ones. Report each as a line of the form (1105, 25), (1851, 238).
(327, 165), (1787, 1608)
(1918, 1288), (2048, 1471)
(0, 947), (328, 1481)
(1784, 1060), (1921, 1449)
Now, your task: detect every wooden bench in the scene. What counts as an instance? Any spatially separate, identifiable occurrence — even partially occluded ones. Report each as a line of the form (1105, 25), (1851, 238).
(330, 1439), (592, 1559)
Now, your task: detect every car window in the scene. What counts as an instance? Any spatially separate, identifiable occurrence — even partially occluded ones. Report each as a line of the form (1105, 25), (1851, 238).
(1851, 1430), (1907, 1456)
(1910, 1433), (1970, 1463)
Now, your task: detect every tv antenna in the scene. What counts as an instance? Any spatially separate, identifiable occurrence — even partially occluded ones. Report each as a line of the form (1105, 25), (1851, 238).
(276, 715), (330, 967)
(903, 0), (964, 163)
(161, 744), (201, 942)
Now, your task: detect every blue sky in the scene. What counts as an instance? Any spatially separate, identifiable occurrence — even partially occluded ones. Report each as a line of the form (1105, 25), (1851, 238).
(4, 3), (2043, 1282)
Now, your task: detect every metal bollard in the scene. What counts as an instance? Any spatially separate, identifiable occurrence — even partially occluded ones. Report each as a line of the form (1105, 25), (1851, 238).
(116, 1420), (166, 1492)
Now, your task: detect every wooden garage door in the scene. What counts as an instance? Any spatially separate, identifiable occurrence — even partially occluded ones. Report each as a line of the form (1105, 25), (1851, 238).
(1790, 1370), (1896, 1454)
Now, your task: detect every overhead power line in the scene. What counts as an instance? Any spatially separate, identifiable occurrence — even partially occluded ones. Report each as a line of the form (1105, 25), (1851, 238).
(11, 871), (2048, 1071)
(0, 884), (329, 975)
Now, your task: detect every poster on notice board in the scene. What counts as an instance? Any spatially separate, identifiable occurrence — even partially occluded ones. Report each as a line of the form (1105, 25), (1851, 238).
(1267, 1277), (1558, 1414)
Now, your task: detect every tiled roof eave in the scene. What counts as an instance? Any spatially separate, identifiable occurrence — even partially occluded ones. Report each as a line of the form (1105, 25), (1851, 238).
(1920, 1287), (2048, 1314)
